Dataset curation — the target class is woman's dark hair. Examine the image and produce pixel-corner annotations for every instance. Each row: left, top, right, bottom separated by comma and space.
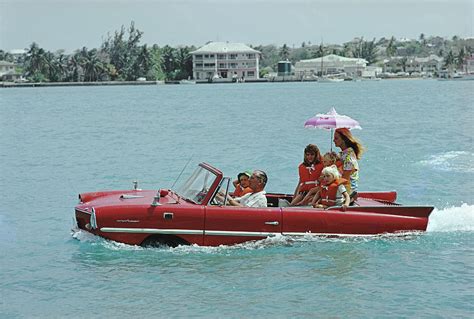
303, 144, 322, 166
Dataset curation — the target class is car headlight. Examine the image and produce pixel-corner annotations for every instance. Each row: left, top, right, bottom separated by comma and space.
90, 207, 97, 230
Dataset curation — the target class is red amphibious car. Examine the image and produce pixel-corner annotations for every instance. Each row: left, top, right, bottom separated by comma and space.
74, 163, 434, 247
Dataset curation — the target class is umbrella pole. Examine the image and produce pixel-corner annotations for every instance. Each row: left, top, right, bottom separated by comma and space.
330, 129, 333, 152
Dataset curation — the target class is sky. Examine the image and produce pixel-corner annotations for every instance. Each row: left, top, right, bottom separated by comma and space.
1, 0, 473, 53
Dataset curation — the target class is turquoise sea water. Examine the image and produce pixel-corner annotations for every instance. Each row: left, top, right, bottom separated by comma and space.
1, 80, 473, 318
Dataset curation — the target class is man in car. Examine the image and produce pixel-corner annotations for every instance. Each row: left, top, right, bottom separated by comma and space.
217, 170, 268, 208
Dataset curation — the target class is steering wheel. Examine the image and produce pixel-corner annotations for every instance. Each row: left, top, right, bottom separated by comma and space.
211, 191, 225, 206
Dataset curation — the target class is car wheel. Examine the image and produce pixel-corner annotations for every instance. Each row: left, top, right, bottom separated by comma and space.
141, 235, 189, 248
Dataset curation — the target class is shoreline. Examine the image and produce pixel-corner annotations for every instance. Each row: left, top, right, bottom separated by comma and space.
0, 77, 430, 88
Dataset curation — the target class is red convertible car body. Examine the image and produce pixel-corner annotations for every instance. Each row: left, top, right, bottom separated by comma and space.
74, 163, 434, 247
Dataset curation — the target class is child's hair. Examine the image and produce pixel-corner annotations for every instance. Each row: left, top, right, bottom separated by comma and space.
303, 144, 322, 166
323, 151, 338, 165
321, 165, 341, 181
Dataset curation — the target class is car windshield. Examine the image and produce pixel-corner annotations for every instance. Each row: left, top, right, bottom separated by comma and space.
175, 165, 218, 204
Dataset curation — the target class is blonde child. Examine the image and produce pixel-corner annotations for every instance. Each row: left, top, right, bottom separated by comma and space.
311, 165, 350, 210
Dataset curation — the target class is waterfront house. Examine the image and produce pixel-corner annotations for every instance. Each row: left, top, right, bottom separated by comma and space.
0, 61, 16, 76
0, 60, 19, 81
294, 54, 367, 79
464, 53, 474, 73
383, 55, 443, 75
190, 42, 261, 82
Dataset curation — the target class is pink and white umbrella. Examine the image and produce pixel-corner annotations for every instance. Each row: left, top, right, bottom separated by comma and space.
304, 107, 361, 150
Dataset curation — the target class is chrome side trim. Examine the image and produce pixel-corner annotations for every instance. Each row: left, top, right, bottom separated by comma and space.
99, 227, 278, 237
100, 227, 203, 235
282, 232, 392, 237
204, 230, 278, 237
99, 228, 404, 238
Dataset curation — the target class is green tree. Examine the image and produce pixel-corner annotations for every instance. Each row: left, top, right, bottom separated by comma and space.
280, 44, 290, 60
55, 53, 69, 81
400, 57, 408, 72
419, 33, 426, 46
101, 21, 144, 80
444, 50, 455, 71
0, 50, 14, 62
148, 44, 165, 80
174, 46, 193, 79
161, 45, 176, 80
43, 51, 59, 81
456, 47, 467, 70
342, 43, 352, 57
312, 43, 324, 58
386, 36, 396, 57
66, 53, 82, 82
253, 44, 279, 70
80, 48, 105, 81
25, 42, 47, 80
130, 45, 152, 80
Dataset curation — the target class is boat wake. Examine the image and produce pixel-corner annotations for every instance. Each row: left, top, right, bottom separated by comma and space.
418, 151, 474, 173
427, 203, 474, 232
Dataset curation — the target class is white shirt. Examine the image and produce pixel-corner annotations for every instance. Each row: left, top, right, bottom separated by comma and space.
235, 191, 267, 208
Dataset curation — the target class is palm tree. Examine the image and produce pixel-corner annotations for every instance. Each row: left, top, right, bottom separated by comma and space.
400, 57, 408, 72
444, 50, 455, 72
56, 54, 69, 81
81, 49, 104, 82
43, 51, 59, 81
161, 45, 176, 80
361, 38, 377, 65
419, 33, 426, 46
148, 44, 164, 80
317, 43, 324, 58
127, 45, 151, 80
342, 43, 352, 57
386, 36, 396, 57
456, 47, 467, 70
25, 42, 47, 79
175, 46, 193, 79
280, 44, 290, 60
67, 53, 82, 82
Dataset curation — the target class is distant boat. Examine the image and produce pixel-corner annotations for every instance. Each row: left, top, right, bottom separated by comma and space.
451, 73, 474, 81
318, 76, 344, 83
438, 71, 474, 81
179, 79, 196, 84
360, 77, 381, 81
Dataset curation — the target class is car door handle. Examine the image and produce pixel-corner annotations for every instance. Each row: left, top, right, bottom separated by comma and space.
163, 212, 173, 220
265, 221, 279, 226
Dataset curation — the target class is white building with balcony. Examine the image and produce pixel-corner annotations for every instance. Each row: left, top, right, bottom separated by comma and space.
383, 55, 443, 75
0, 61, 16, 77
191, 42, 261, 81
464, 53, 474, 74
294, 54, 367, 79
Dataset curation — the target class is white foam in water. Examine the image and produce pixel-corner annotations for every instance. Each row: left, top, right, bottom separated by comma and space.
71, 228, 101, 242
427, 203, 474, 232
419, 151, 474, 173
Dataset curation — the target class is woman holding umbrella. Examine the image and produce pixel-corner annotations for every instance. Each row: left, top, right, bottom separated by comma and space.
333, 128, 365, 196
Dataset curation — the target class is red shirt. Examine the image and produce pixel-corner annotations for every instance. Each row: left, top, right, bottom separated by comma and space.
234, 184, 253, 197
